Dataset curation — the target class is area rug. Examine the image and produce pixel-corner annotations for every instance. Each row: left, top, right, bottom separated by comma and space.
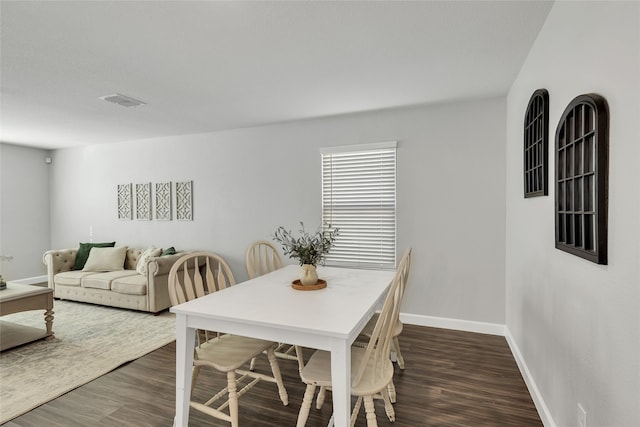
0, 300, 175, 424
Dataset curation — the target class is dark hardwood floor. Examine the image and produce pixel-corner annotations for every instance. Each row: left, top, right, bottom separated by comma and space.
5, 325, 542, 427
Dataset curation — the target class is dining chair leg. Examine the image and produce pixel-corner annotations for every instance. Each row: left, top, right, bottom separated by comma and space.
393, 336, 405, 369
387, 379, 397, 403
351, 396, 363, 426
363, 395, 379, 427
227, 370, 239, 427
266, 347, 289, 405
381, 387, 396, 422
297, 384, 316, 427
316, 386, 327, 409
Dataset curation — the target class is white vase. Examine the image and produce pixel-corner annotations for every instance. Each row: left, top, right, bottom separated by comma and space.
300, 264, 318, 286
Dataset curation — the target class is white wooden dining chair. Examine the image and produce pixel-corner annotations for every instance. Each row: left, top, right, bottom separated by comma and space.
245, 240, 299, 364
293, 252, 408, 427
358, 248, 412, 368
245, 240, 284, 280
353, 248, 412, 403
168, 251, 289, 427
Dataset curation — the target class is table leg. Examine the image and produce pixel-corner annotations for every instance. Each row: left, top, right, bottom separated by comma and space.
330, 338, 351, 427
175, 314, 196, 427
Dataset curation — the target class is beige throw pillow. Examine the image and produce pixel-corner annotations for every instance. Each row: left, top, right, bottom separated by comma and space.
82, 246, 128, 272
136, 246, 162, 276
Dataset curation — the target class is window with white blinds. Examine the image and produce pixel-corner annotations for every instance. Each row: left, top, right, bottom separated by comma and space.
321, 141, 397, 269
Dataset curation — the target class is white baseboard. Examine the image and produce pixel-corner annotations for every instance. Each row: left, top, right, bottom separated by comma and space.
505, 327, 556, 427
11, 275, 48, 285
400, 312, 506, 336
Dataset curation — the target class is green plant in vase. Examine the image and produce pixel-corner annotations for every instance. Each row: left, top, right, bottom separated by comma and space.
273, 222, 339, 285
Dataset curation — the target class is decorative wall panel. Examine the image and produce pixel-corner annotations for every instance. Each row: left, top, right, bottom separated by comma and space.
176, 181, 193, 221
136, 183, 152, 220
155, 182, 172, 220
117, 183, 132, 220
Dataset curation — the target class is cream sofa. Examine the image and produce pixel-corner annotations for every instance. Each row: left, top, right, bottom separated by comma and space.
43, 247, 185, 313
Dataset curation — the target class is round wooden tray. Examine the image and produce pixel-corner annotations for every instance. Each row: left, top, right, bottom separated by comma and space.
292, 279, 327, 291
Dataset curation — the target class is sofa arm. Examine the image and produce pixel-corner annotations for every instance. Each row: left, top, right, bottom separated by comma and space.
43, 249, 77, 290
146, 252, 190, 312
146, 252, 186, 277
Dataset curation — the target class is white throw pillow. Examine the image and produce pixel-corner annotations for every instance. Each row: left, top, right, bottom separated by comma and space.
136, 246, 162, 276
82, 246, 128, 272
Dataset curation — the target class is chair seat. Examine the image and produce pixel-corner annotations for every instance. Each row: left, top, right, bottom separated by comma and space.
300, 347, 394, 396
195, 334, 275, 372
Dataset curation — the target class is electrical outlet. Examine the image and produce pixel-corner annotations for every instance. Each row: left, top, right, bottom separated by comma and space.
578, 403, 587, 427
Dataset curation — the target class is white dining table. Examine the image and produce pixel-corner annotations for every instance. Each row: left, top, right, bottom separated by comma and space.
170, 264, 395, 427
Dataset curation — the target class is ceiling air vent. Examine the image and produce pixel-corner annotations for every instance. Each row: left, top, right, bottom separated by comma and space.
99, 93, 146, 108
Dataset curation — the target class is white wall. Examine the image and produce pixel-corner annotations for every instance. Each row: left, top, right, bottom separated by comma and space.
0, 143, 51, 281
505, 2, 640, 426
50, 98, 506, 324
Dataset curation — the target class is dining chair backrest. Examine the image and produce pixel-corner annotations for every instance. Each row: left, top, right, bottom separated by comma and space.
245, 240, 284, 279
397, 247, 412, 303
168, 251, 236, 306
352, 248, 411, 388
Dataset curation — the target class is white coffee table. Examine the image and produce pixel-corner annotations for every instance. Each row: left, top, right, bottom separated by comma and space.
0, 282, 54, 351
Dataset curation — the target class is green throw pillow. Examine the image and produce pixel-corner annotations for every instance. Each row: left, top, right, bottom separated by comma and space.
73, 242, 116, 270
161, 246, 176, 256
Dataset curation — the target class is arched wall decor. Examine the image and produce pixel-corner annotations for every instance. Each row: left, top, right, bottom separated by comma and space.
555, 93, 609, 265
524, 89, 549, 198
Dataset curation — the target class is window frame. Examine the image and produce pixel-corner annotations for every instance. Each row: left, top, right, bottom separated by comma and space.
320, 141, 397, 270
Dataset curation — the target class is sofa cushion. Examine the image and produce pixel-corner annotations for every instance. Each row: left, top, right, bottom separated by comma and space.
111, 274, 148, 296
124, 248, 144, 270
161, 246, 177, 256
82, 246, 128, 272
82, 270, 139, 290
136, 247, 162, 276
54, 271, 101, 287
73, 242, 116, 270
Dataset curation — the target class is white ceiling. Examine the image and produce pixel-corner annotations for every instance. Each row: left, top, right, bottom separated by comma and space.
0, 1, 553, 150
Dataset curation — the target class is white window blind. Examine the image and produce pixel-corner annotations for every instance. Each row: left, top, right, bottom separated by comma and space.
321, 142, 397, 269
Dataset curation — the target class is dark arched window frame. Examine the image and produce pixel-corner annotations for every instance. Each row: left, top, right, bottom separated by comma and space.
555, 94, 609, 265
524, 89, 549, 198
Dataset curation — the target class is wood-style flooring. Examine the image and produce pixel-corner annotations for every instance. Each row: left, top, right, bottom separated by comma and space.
5, 325, 542, 427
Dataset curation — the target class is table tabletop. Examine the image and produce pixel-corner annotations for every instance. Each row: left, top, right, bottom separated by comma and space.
171, 264, 395, 427
0, 282, 53, 303
171, 265, 394, 343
